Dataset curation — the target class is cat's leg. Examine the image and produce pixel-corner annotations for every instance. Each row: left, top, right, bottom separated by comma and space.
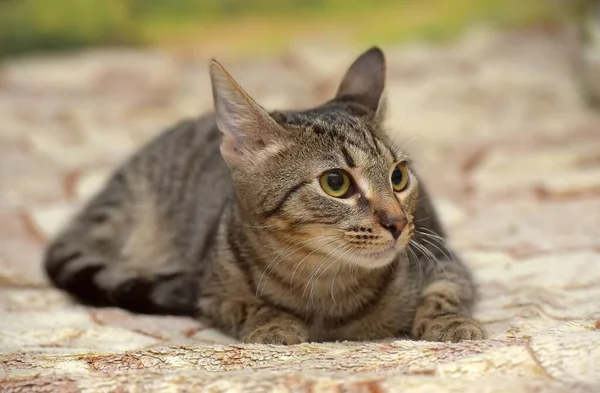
410, 238, 485, 342
412, 279, 484, 342
200, 293, 309, 345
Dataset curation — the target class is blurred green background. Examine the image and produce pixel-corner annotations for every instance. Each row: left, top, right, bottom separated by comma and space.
0, 0, 565, 59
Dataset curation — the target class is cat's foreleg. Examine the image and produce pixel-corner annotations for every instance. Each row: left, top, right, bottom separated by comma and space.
201, 293, 309, 345
410, 240, 485, 342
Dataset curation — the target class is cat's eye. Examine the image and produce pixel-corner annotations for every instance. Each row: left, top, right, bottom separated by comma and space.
391, 163, 409, 192
320, 170, 353, 198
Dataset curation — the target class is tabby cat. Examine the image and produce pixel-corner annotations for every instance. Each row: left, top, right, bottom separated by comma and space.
44, 47, 485, 344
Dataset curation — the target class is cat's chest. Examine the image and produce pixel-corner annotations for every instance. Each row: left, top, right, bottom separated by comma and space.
305, 276, 419, 341
254, 259, 418, 341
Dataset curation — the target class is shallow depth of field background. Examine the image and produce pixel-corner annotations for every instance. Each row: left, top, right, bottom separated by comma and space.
0, 0, 566, 59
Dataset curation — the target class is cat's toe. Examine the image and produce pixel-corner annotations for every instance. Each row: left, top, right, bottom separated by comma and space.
416, 315, 485, 343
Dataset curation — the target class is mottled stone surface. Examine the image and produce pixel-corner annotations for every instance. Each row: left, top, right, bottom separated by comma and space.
0, 27, 599, 392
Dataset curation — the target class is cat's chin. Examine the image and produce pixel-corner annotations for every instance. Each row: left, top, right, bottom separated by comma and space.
350, 247, 399, 269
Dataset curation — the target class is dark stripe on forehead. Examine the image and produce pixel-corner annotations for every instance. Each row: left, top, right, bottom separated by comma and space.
341, 145, 356, 168
342, 137, 374, 155
263, 181, 309, 218
275, 107, 386, 158
364, 125, 382, 155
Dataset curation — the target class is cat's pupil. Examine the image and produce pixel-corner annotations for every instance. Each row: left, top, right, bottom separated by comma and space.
327, 173, 344, 191
391, 167, 402, 185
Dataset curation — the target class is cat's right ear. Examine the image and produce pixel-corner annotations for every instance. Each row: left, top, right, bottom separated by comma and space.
209, 59, 283, 165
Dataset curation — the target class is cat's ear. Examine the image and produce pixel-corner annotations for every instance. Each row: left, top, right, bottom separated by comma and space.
209, 59, 283, 163
335, 47, 386, 114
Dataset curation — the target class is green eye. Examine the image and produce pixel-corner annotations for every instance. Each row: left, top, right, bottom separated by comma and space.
320, 170, 352, 198
391, 163, 409, 192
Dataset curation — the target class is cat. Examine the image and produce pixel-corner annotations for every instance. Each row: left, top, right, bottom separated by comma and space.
44, 47, 485, 344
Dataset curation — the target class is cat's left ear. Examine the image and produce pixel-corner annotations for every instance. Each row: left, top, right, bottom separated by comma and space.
209, 59, 284, 164
335, 46, 386, 115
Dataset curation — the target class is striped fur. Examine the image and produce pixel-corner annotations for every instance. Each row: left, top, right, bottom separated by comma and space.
44, 47, 484, 344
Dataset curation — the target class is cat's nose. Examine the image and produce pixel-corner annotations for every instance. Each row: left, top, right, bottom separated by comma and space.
379, 216, 407, 240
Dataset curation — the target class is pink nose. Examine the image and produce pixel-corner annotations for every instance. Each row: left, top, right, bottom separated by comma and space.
379, 216, 406, 240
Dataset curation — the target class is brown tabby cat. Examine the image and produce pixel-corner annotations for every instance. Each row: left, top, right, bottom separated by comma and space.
44, 47, 485, 344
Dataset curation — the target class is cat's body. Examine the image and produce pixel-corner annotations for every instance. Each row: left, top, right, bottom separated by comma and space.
44, 48, 484, 344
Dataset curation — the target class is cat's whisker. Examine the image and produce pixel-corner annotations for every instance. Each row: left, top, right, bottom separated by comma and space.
311, 244, 354, 306
416, 239, 454, 281
415, 230, 454, 263
413, 215, 431, 223
302, 243, 345, 304
399, 134, 419, 150
257, 235, 340, 297
258, 234, 340, 296
409, 239, 435, 276
331, 243, 364, 304
267, 234, 337, 267
410, 239, 450, 281
330, 256, 345, 305
302, 245, 347, 310
330, 247, 353, 304
289, 237, 341, 290
415, 229, 447, 246
416, 227, 445, 241
405, 246, 423, 290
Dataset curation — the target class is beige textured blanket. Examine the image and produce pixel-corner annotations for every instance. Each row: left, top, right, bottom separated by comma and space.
1, 28, 599, 392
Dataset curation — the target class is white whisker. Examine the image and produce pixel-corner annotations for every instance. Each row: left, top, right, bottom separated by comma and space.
302, 244, 344, 298
289, 237, 340, 290
257, 234, 339, 297
416, 230, 454, 263
410, 238, 449, 281
330, 243, 363, 304
311, 245, 354, 305
406, 245, 422, 290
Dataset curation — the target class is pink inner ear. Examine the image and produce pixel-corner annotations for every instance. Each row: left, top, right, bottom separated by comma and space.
220, 133, 239, 154
219, 133, 247, 166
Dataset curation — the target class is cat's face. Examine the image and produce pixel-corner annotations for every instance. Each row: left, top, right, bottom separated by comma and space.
210, 47, 418, 268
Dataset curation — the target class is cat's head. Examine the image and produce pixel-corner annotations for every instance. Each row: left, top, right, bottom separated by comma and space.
209, 47, 419, 268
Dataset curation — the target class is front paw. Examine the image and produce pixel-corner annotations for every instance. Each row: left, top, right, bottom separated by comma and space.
242, 320, 309, 345
414, 314, 485, 343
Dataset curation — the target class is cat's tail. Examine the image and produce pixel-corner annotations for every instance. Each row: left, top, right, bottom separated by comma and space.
44, 234, 199, 316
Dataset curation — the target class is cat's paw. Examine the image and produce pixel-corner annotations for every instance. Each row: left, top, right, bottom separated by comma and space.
414, 314, 485, 343
243, 320, 309, 345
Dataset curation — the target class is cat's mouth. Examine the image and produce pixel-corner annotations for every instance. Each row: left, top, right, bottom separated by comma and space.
344, 232, 412, 267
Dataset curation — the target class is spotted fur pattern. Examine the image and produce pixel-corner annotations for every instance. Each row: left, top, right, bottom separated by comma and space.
44, 47, 484, 344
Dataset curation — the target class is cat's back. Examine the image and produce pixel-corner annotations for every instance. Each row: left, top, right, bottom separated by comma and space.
44, 113, 232, 311
124, 113, 233, 258
132, 113, 230, 201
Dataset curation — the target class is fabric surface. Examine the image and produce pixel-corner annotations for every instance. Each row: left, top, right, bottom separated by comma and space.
1, 27, 599, 392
